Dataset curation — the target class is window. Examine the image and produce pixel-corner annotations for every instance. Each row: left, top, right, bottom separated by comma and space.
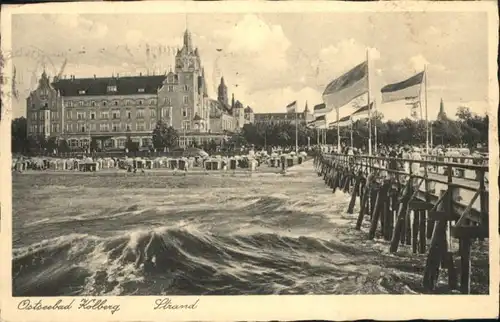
168, 76, 174, 83
31, 114, 36, 121
127, 111, 131, 119
100, 124, 109, 131
137, 122, 145, 131
150, 109, 156, 118
164, 97, 171, 105
125, 100, 131, 106
114, 101, 118, 106
77, 112, 85, 120
31, 103, 35, 109
101, 111, 109, 119
138, 88, 145, 93
126, 124, 131, 131
182, 109, 187, 117
78, 101, 84, 107
107, 85, 117, 92
103, 101, 107, 106
182, 120, 190, 130
81, 125, 86, 133
136, 109, 144, 118
167, 85, 174, 92
149, 99, 156, 105
184, 85, 189, 91
90, 124, 96, 131
112, 111, 120, 119
78, 90, 86, 95
151, 122, 157, 130
183, 96, 189, 105
139, 100, 143, 105
117, 138, 126, 148
112, 124, 119, 132
91, 101, 96, 107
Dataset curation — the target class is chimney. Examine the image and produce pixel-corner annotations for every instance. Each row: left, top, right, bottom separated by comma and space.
139, 72, 142, 77
94, 74, 96, 79
117, 73, 119, 78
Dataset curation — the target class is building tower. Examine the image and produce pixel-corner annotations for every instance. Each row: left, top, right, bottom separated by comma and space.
437, 98, 447, 121
217, 77, 228, 105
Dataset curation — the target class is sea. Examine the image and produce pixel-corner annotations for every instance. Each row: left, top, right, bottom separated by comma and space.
11, 161, 489, 296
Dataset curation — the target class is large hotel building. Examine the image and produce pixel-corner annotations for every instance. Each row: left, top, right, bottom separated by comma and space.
26, 29, 254, 150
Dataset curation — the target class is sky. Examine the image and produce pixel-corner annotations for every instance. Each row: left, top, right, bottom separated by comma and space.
9, 11, 491, 121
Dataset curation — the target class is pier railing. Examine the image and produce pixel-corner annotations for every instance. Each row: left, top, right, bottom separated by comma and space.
315, 152, 489, 294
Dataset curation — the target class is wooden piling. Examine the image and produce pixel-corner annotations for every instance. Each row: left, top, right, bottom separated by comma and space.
368, 181, 391, 240
459, 238, 472, 294
422, 190, 449, 291
355, 176, 372, 230
419, 210, 427, 254
389, 180, 412, 253
347, 174, 361, 214
412, 210, 419, 254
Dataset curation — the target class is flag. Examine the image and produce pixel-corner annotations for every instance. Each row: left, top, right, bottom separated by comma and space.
308, 115, 326, 128
381, 71, 424, 103
350, 102, 374, 121
322, 61, 368, 111
329, 115, 352, 128
286, 101, 297, 113
313, 103, 332, 116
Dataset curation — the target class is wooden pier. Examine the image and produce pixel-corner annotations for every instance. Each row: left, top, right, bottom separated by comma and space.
314, 152, 489, 294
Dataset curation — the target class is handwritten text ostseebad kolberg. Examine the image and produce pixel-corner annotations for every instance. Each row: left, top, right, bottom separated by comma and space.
18, 299, 121, 315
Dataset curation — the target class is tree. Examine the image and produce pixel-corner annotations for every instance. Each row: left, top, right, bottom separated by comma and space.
46, 137, 58, 152
209, 139, 217, 152
90, 138, 99, 152
58, 139, 70, 153
152, 120, 179, 150
11, 117, 28, 153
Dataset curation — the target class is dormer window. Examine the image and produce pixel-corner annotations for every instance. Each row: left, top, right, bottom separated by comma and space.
107, 85, 117, 92
138, 88, 145, 93
139, 100, 143, 105
168, 76, 174, 83
78, 90, 86, 95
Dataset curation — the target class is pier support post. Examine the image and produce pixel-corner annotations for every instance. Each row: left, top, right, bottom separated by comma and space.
458, 238, 472, 294
368, 180, 391, 240
355, 175, 373, 230
422, 190, 450, 292
389, 180, 412, 253
347, 173, 361, 214
419, 210, 427, 254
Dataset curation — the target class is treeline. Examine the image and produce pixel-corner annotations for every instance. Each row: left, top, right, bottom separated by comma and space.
229, 106, 489, 149
11, 106, 489, 154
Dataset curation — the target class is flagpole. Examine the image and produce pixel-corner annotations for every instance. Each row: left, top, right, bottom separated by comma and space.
424, 64, 429, 154
336, 108, 340, 153
295, 105, 298, 153
366, 49, 372, 156
350, 117, 353, 149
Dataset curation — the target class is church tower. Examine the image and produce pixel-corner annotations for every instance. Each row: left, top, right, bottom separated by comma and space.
437, 98, 447, 121
217, 77, 228, 106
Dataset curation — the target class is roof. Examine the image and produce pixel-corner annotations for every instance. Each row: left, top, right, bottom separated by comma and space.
244, 106, 253, 113
52, 75, 166, 97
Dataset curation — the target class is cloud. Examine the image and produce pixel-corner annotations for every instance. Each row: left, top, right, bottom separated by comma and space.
316, 39, 380, 87
249, 86, 323, 113
215, 14, 291, 71
54, 14, 108, 39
